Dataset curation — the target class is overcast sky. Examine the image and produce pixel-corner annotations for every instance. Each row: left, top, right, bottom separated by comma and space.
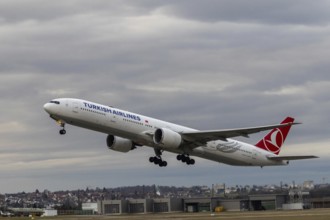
0, 0, 330, 193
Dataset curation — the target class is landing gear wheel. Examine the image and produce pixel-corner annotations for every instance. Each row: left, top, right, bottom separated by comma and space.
154, 157, 161, 165
59, 129, 66, 135
186, 158, 195, 165
159, 161, 167, 167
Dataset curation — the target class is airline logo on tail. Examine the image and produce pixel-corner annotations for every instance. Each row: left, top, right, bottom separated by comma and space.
255, 117, 295, 155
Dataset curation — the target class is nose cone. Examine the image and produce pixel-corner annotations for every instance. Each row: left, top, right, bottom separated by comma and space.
43, 103, 52, 114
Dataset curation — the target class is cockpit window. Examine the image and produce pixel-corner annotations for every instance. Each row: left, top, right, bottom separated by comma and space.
50, 101, 60, 105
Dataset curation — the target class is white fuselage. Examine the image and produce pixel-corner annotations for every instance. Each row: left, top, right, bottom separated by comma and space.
44, 98, 287, 167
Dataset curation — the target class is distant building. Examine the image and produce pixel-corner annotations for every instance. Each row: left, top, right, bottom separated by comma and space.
98, 198, 183, 214
42, 209, 57, 217
82, 203, 98, 214
213, 184, 225, 196
303, 181, 315, 190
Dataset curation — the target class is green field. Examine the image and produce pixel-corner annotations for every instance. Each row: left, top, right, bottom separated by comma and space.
7, 209, 330, 220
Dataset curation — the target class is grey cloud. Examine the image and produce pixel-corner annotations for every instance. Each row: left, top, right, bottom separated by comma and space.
164, 0, 330, 25
0, 0, 150, 22
0, 0, 328, 192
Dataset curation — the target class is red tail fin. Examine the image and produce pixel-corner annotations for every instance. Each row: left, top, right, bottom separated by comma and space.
255, 117, 295, 155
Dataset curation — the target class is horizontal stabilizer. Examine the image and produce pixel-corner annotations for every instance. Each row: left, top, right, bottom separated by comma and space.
267, 155, 318, 161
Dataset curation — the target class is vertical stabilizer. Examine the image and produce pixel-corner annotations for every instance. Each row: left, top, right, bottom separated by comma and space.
255, 117, 295, 155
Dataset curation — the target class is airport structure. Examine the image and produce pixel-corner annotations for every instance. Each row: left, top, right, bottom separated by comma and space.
2, 182, 330, 216
3, 193, 327, 217
98, 198, 183, 214
97, 192, 312, 214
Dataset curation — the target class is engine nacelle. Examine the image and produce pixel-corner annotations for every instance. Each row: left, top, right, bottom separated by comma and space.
107, 135, 135, 153
153, 128, 182, 149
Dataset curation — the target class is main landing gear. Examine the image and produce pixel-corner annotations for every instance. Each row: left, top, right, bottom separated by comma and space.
149, 149, 167, 167
149, 156, 167, 167
177, 154, 195, 165
149, 151, 196, 167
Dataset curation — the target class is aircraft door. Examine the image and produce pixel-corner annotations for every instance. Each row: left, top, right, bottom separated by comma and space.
107, 112, 117, 124
72, 102, 79, 113
252, 149, 258, 160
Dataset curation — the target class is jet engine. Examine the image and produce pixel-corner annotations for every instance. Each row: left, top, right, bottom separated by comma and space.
153, 128, 182, 148
107, 135, 135, 153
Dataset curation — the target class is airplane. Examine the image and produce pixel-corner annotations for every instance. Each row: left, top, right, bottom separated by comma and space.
43, 98, 318, 167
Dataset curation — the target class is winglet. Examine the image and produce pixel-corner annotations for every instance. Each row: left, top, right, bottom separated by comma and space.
255, 117, 296, 155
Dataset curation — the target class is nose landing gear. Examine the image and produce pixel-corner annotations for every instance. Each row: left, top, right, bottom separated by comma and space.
58, 121, 66, 135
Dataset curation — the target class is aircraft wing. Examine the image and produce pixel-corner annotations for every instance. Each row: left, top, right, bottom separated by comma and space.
181, 122, 299, 145
267, 155, 319, 161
